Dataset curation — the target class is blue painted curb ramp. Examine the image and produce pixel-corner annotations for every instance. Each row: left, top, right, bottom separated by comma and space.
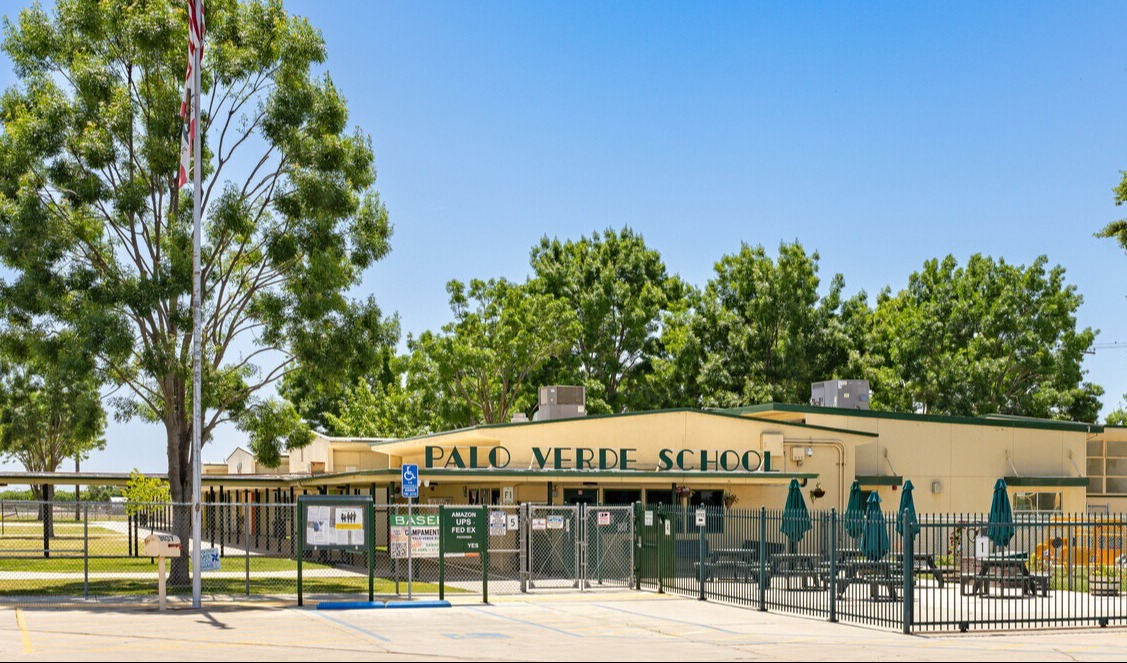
385, 600, 452, 609
316, 601, 385, 610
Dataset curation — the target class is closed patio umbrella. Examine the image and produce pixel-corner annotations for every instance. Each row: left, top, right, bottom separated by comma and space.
780, 478, 812, 547
986, 478, 1015, 549
843, 480, 864, 540
860, 492, 890, 561
895, 480, 919, 539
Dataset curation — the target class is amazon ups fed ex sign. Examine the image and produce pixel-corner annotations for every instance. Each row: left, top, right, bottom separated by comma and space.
443, 508, 485, 555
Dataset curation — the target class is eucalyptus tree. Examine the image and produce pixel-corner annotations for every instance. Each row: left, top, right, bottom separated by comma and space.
0, 0, 393, 568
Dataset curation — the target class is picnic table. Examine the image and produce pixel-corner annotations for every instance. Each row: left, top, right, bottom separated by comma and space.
771, 553, 824, 590
959, 551, 1048, 597
701, 547, 761, 582
889, 552, 947, 588
833, 559, 901, 600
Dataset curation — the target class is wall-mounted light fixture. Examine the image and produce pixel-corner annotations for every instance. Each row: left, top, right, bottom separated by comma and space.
931, 480, 942, 494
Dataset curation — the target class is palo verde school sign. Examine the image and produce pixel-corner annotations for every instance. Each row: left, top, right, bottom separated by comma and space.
424, 446, 777, 473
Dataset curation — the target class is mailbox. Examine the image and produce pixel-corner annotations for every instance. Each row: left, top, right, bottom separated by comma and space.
143, 533, 182, 558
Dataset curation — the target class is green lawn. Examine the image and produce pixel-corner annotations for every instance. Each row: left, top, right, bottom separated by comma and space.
0, 576, 451, 597
0, 554, 329, 573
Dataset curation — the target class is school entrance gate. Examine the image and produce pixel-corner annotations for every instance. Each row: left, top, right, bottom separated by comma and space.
522, 504, 634, 591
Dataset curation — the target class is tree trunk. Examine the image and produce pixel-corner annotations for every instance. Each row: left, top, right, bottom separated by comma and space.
40, 484, 54, 558
165, 382, 194, 587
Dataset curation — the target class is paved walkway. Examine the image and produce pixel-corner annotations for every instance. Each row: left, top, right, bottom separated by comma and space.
3, 590, 1127, 661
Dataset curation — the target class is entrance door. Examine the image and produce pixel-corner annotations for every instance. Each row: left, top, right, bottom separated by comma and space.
602, 489, 641, 504
562, 488, 597, 505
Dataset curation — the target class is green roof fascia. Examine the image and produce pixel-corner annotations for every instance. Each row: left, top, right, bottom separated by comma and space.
1003, 476, 1090, 487
370, 407, 876, 448
295, 469, 401, 486
415, 468, 817, 481
721, 403, 1104, 434
855, 475, 903, 487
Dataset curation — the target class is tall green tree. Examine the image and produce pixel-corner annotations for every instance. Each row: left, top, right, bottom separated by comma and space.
0, 0, 391, 571
408, 278, 579, 428
0, 331, 106, 544
322, 373, 429, 439
676, 241, 854, 407
529, 227, 686, 413
856, 254, 1101, 420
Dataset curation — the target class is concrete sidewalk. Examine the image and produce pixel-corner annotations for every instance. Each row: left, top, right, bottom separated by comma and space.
3, 590, 1127, 661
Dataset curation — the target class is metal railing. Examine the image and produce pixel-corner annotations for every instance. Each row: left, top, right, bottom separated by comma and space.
634, 504, 1127, 632
9, 497, 1126, 633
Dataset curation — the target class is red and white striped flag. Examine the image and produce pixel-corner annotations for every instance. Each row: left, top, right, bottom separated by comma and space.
177, 0, 205, 188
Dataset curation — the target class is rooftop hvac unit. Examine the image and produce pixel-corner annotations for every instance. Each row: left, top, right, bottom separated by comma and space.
540, 385, 585, 406
533, 386, 587, 421
810, 380, 870, 410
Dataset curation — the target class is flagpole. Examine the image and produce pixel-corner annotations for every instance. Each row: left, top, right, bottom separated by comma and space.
190, 0, 204, 610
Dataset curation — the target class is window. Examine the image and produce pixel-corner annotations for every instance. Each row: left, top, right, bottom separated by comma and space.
1013, 491, 1061, 512
1088, 439, 1127, 496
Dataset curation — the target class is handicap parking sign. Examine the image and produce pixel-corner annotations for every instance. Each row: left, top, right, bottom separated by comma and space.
401, 464, 419, 498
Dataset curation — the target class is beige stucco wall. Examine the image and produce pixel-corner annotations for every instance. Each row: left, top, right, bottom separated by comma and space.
333, 449, 389, 471
807, 412, 1089, 514
289, 436, 333, 473
226, 448, 255, 474
381, 411, 873, 511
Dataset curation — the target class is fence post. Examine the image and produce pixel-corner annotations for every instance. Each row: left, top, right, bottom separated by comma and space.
698, 507, 706, 601
519, 502, 528, 593
829, 509, 837, 623
439, 504, 446, 601
219, 502, 225, 557
576, 504, 584, 592
481, 504, 489, 604
631, 500, 640, 586
902, 508, 913, 635
296, 500, 304, 607
244, 502, 251, 598
393, 504, 400, 596
83, 502, 90, 600
758, 506, 767, 611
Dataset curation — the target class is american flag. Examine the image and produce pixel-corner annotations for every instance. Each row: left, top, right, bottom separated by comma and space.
177, 0, 205, 189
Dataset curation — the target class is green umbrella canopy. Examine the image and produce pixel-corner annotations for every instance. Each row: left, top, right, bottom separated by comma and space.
860, 492, 890, 561
895, 480, 920, 538
780, 478, 812, 545
843, 480, 864, 540
986, 478, 1015, 549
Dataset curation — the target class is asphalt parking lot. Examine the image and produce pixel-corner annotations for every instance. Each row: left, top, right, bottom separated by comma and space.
3, 590, 1127, 661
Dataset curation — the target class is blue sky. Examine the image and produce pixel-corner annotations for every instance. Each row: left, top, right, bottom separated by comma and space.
3, 1, 1127, 475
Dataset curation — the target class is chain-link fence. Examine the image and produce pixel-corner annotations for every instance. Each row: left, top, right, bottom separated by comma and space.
0, 500, 555, 607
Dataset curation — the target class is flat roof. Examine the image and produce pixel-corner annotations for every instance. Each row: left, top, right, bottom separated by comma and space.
360, 407, 877, 456
720, 403, 1104, 434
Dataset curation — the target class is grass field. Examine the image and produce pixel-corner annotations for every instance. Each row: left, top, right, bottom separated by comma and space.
0, 554, 322, 573
0, 576, 448, 597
